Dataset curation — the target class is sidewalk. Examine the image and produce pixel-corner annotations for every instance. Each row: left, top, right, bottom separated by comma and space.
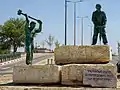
0, 56, 25, 66
0, 53, 53, 66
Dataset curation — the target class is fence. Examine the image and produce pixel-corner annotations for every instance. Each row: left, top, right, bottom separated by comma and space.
0, 53, 21, 63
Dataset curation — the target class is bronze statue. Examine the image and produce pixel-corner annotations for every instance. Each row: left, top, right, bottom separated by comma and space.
17, 10, 42, 65
92, 4, 108, 45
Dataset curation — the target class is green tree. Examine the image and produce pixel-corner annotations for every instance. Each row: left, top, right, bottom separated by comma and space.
54, 39, 60, 48
0, 18, 25, 53
45, 34, 54, 49
0, 25, 11, 54
0, 43, 10, 54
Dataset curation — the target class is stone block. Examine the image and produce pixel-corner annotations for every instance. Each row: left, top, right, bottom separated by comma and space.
13, 65, 60, 84
54, 45, 112, 65
61, 64, 117, 88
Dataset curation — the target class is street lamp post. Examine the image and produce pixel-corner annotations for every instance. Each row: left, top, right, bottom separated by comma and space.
66, 0, 83, 46
81, 17, 83, 45
77, 16, 88, 45
88, 25, 93, 44
74, 2, 76, 46
65, 0, 67, 45
90, 25, 93, 44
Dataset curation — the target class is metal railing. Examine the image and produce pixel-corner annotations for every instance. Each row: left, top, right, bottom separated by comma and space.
0, 53, 21, 63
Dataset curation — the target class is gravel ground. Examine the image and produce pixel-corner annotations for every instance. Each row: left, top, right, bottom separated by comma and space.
0, 74, 12, 84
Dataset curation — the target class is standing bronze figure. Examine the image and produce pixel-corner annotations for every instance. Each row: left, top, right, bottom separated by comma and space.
17, 10, 42, 65
92, 4, 108, 45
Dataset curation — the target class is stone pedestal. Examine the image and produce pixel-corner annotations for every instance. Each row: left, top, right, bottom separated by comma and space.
61, 64, 117, 88
54, 45, 112, 65
13, 65, 60, 84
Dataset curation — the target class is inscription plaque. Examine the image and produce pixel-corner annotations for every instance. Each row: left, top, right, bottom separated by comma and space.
83, 68, 117, 88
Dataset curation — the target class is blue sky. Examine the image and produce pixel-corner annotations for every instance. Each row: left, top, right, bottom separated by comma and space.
0, 0, 120, 53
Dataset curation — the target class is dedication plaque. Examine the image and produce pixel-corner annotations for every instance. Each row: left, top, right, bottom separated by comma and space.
83, 68, 117, 88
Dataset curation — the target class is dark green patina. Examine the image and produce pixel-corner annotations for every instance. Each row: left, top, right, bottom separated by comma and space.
17, 10, 42, 65
92, 4, 108, 45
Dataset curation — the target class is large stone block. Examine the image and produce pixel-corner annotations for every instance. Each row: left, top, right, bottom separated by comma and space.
13, 65, 60, 84
61, 64, 117, 88
54, 45, 112, 65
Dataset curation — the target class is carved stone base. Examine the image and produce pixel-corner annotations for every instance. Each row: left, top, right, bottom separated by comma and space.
61, 64, 117, 88
13, 65, 60, 84
54, 45, 112, 65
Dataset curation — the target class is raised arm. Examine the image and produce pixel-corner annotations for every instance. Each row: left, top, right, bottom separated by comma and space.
34, 20, 42, 33
22, 14, 29, 27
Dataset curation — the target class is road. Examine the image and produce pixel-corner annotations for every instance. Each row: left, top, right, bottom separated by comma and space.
0, 53, 54, 75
